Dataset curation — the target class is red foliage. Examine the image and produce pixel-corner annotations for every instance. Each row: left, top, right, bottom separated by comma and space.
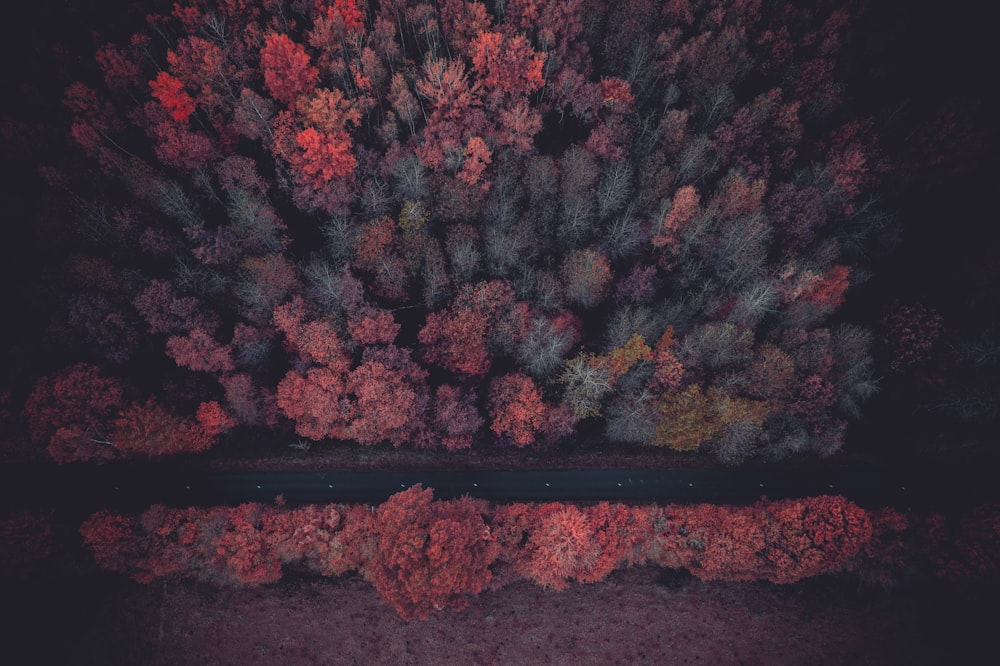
328, 0, 365, 34
86, 491, 1000, 623
221, 372, 279, 428
469, 31, 545, 107
500, 502, 653, 590
488, 372, 546, 447
344, 351, 429, 446
110, 398, 216, 457
82, 504, 281, 586
262, 504, 359, 576
652, 185, 700, 262
195, 401, 235, 437
96, 40, 144, 90
165, 328, 235, 374
133, 280, 220, 336
24, 364, 126, 463
420, 307, 491, 376
802, 265, 851, 312
419, 280, 520, 376
347, 307, 400, 345
599, 77, 635, 109
364, 485, 499, 620
439, 0, 493, 56
646, 496, 873, 584
149, 72, 196, 123
768, 182, 827, 249
414, 58, 488, 170
260, 33, 319, 105
145, 103, 217, 170
432, 384, 483, 451
276, 366, 349, 441
293, 126, 357, 182
604, 334, 653, 381
497, 100, 543, 153
651, 327, 685, 391
457, 136, 492, 188
240, 253, 302, 321
790, 374, 836, 416
711, 172, 766, 221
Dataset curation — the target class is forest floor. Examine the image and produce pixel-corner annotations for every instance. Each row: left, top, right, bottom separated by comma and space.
10, 565, 995, 665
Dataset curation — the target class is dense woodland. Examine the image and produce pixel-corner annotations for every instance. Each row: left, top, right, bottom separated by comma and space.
6, 0, 904, 464
1, 0, 998, 626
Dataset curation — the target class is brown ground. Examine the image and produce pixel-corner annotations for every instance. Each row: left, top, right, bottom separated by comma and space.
14, 565, 992, 666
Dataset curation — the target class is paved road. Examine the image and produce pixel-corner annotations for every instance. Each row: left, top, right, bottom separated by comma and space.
2, 463, 996, 512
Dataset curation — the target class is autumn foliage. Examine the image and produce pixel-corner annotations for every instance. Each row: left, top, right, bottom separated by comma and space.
32, 0, 894, 463
82, 488, 998, 621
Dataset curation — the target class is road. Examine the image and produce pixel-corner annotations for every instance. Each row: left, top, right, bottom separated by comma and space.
2, 462, 997, 512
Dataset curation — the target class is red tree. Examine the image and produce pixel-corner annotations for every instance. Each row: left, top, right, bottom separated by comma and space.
260, 33, 319, 105
343, 347, 429, 446
499, 502, 652, 590
23, 364, 126, 463
418, 280, 519, 377
165, 328, 235, 374
110, 398, 217, 457
149, 72, 196, 123
364, 485, 499, 620
488, 372, 547, 447
432, 384, 483, 451
652, 185, 700, 260
276, 366, 349, 441
469, 31, 545, 108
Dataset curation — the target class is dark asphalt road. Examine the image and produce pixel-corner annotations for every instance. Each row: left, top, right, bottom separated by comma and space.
2, 463, 997, 512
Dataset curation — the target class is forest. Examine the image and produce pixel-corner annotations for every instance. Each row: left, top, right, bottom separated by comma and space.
1, 0, 998, 637
14, 0, 892, 463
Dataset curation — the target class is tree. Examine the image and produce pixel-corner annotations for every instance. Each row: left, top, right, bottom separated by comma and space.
260, 33, 319, 105
456, 136, 492, 188
347, 307, 400, 345
272, 95, 359, 213
418, 280, 518, 377
165, 328, 235, 374
469, 31, 545, 108
133, 280, 220, 336
110, 398, 217, 457
23, 364, 125, 463
560, 248, 612, 308
488, 372, 547, 447
418, 303, 492, 376
276, 365, 349, 441
343, 347, 430, 447
558, 354, 613, 419
432, 384, 483, 451
878, 302, 944, 374
365, 485, 499, 620
149, 72, 196, 123
652, 185, 700, 263
272, 296, 351, 371
651, 384, 768, 452
492, 500, 653, 590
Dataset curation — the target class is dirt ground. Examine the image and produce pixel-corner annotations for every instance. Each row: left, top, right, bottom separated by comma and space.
9, 565, 994, 666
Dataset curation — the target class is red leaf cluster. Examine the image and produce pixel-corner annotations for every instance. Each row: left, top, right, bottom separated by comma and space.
149, 72, 195, 123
